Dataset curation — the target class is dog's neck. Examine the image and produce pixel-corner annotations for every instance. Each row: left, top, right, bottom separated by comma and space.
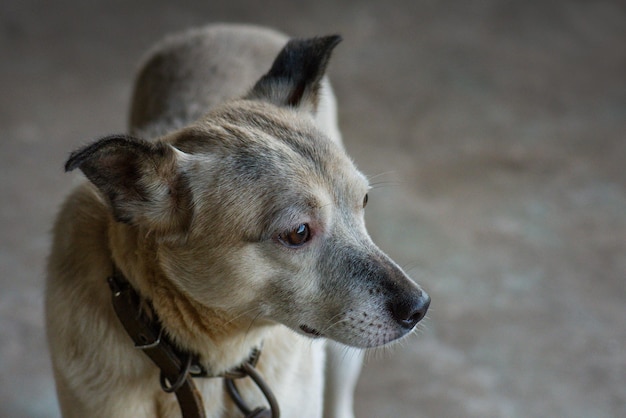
107, 221, 269, 374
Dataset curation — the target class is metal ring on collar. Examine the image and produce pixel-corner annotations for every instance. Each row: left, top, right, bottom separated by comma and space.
160, 353, 193, 393
224, 361, 280, 418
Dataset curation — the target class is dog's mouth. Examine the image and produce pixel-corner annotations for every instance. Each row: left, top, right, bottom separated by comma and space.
299, 324, 323, 338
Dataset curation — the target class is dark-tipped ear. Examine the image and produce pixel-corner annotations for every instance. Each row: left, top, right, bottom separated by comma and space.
247, 35, 342, 112
65, 135, 192, 233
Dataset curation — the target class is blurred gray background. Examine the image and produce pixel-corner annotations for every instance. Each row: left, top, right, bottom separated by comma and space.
1, 0, 625, 417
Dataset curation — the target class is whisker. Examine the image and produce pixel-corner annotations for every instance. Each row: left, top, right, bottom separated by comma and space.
223, 306, 261, 326
319, 311, 350, 333
368, 181, 403, 190
243, 311, 263, 343
401, 261, 423, 272
366, 171, 397, 182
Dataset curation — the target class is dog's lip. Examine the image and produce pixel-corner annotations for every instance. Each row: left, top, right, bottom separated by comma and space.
299, 324, 323, 338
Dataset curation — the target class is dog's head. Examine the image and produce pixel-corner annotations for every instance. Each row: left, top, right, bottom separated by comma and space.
66, 35, 429, 348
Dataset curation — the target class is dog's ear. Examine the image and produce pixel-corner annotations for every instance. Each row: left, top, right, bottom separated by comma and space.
247, 35, 341, 113
65, 135, 192, 234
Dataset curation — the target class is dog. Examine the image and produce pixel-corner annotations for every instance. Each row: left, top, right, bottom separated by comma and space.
46, 24, 430, 418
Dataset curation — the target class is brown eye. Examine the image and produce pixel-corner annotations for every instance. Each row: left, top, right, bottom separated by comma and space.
279, 223, 311, 247
363, 193, 369, 208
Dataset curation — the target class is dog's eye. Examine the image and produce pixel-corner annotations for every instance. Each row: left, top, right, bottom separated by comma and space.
363, 193, 369, 208
279, 223, 311, 247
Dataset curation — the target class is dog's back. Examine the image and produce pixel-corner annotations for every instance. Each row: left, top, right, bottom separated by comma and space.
129, 24, 341, 144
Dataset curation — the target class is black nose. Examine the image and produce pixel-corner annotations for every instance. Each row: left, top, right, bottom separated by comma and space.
390, 292, 431, 329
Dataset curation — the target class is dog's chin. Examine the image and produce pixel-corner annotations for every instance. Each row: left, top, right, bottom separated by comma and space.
322, 326, 414, 349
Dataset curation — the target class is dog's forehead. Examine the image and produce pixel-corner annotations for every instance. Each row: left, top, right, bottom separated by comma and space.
174, 100, 368, 197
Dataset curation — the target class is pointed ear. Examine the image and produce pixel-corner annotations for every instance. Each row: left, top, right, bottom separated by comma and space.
65, 135, 192, 234
247, 35, 341, 112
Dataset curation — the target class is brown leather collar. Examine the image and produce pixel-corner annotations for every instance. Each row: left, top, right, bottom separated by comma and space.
106, 268, 280, 418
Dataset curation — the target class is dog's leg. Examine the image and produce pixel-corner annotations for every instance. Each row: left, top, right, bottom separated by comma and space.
323, 342, 364, 418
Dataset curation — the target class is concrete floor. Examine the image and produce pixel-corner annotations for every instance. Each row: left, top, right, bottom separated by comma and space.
1, 0, 625, 417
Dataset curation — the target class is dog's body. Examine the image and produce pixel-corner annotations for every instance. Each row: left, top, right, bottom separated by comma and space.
46, 24, 429, 418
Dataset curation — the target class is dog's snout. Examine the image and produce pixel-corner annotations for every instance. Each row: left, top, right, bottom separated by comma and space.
390, 291, 430, 330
